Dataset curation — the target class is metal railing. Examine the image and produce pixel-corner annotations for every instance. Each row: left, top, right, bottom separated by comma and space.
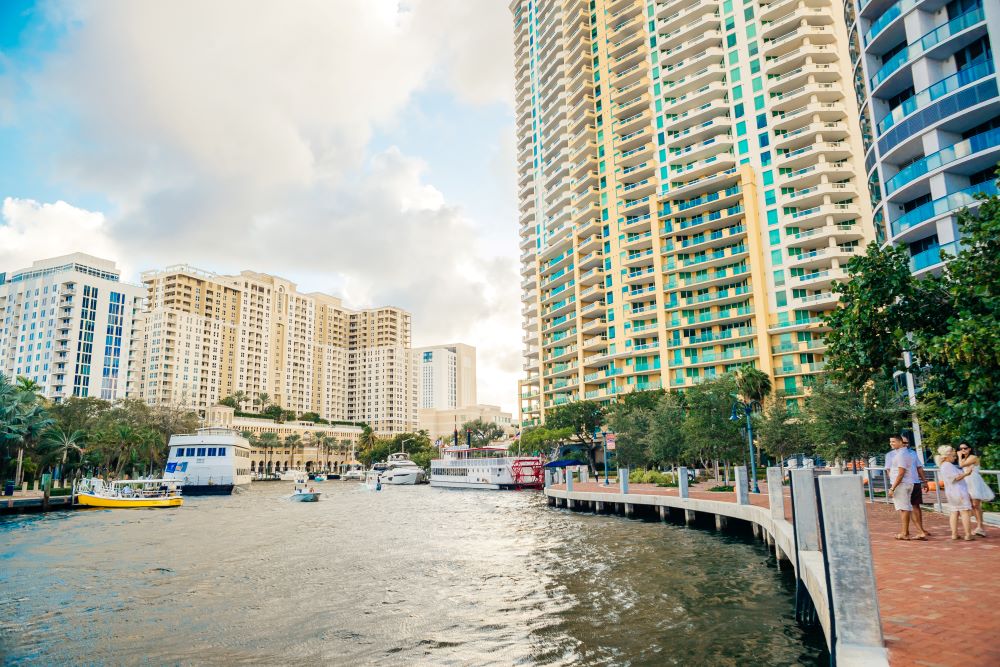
864, 466, 1000, 512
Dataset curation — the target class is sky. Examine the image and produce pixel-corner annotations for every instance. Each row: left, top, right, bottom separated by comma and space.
0, 0, 522, 413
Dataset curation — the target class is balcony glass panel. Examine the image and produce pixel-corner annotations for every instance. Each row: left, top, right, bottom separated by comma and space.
884, 127, 1000, 193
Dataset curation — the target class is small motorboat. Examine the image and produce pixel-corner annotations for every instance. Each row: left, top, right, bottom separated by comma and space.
279, 469, 308, 483
327, 473, 341, 480
74, 478, 183, 509
342, 468, 365, 481
289, 483, 321, 502
361, 470, 382, 492
313, 474, 327, 482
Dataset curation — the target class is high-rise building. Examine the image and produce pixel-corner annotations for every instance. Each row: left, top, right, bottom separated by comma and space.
413, 343, 477, 410
512, 0, 878, 426
129, 265, 416, 434
850, 0, 1000, 271
0, 254, 144, 402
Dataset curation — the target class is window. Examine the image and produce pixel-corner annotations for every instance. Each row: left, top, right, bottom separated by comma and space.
186, 448, 196, 456
218, 448, 226, 457
197, 447, 207, 456
208, 447, 217, 456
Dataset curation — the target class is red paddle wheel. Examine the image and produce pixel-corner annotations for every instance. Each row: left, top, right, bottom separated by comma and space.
511, 458, 543, 489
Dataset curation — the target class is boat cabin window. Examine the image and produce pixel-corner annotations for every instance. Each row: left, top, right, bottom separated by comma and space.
174, 448, 183, 457
185, 448, 196, 456
197, 447, 207, 457
208, 447, 217, 456
218, 447, 226, 456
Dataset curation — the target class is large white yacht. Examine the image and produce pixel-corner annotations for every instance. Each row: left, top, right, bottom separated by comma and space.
377, 452, 426, 485
164, 428, 253, 495
430, 445, 543, 490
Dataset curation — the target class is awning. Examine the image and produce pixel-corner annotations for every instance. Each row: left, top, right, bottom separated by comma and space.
543, 459, 586, 468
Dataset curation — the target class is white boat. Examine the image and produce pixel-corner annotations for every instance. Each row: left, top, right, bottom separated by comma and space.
430, 445, 543, 490
165, 428, 253, 495
74, 478, 183, 508
379, 452, 426, 485
361, 470, 382, 491
289, 482, 321, 502
343, 467, 365, 481
279, 469, 308, 482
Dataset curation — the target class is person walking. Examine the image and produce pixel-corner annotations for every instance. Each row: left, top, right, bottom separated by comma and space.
935, 446, 975, 541
958, 443, 994, 537
887, 434, 920, 540
901, 433, 931, 538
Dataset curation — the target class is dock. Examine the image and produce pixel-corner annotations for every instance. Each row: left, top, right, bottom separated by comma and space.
546, 467, 1000, 667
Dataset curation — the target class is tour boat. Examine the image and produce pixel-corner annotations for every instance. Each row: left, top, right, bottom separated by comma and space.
164, 428, 253, 495
289, 482, 321, 502
74, 478, 183, 508
378, 452, 426, 485
430, 446, 543, 490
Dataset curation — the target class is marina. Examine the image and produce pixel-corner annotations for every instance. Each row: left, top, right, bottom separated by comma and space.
0, 482, 826, 665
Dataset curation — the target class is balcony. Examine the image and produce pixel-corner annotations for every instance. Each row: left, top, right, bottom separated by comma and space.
884, 127, 1000, 195
890, 180, 997, 240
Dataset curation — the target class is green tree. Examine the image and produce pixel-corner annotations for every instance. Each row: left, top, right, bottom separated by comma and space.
461, 418, 506, 446
218, 395, 238, 408
255, 392, 271, 411
39, 427, 87, 480
911, 191, 1000, 464
605, 403, 652, 468
646, 391, 687, 466
284, 434, 303, 468
755, 396, 811, 464
231, 391, 249, 411
258, 432, 280, 473
518, 426, 572, 456
735, 366, 772, 403
805, 377, 908, 465
679, 375, 743, 469
544, 400, 604, 472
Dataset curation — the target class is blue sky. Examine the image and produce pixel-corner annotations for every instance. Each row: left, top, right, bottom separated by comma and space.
0, 0, 522, 410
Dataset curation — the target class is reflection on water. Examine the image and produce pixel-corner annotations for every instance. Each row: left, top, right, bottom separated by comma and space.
0, 483, 825, 665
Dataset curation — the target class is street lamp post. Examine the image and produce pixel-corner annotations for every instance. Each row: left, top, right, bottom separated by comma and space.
401, 438, 414, 454
730, 400, 761, 494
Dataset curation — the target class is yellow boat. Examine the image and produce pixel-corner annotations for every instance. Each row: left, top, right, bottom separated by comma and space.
74, 478, 184, 509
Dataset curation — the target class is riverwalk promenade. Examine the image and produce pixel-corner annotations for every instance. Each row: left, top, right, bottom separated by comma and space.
546, 474, 999, 667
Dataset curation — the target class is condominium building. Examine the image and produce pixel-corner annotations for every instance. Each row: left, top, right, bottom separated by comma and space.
0, 254, 144, 402
413, 343, 477, 410
851, 0, 1000, 271
129, 265, 416, 434
419, 404, 515, 443
512, 0, 878, 426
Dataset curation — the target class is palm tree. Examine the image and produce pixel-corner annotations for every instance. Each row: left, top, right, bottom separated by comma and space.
5, 376, 54, 484
41, 427, 86, 481
736, 367, 772, 404
255, 392, 271, 412
232, 391, 249, 412
111, 424, 138, 477
284, 434, 302, 469
258, 432, 280, 474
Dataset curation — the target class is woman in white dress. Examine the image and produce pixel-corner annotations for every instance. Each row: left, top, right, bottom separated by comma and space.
935, 446, 974, 541
958, 443, 994, 537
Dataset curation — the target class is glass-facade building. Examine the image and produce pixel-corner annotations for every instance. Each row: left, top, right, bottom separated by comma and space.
850, 0, 1000, 272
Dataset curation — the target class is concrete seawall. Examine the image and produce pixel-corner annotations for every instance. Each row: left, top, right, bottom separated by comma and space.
545, 467, 890, 667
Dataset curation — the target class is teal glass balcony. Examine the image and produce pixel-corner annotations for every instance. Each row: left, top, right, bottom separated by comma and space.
910, 239, 961, 272
877, 60, 995, 135
891, 180, 999, 237
869, 7, 986, 90
884, 127, 1000, 194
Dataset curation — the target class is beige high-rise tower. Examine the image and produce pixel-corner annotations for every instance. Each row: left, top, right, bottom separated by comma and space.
513, 0, 876, 427
129, 265, 416, 434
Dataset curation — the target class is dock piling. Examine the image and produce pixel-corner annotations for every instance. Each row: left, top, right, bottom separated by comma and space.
735, 465, 749, 505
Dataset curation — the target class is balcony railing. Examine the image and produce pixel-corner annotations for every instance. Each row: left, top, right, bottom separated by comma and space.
910, 240, 961, 272
891, 180, 997, 237
877, 60, 995, 135
885, 127, 1000, 194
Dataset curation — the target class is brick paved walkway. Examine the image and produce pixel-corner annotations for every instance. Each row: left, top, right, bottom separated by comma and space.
552, 479, 1000, 667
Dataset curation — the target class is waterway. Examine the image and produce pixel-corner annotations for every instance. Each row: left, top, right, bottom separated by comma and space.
0, 483, 826, 665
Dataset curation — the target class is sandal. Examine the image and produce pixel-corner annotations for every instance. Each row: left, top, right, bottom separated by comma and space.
895, 534, 910, 541
912, 534, 928, 541
951, 535, 960, 540
963, 536, 974, 541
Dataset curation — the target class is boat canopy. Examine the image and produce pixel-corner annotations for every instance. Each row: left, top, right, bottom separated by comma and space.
543, 459, 587, 468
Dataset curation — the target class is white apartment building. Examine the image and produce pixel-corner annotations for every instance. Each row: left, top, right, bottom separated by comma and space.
0, 254, 144, 402
413, 343, 477, 410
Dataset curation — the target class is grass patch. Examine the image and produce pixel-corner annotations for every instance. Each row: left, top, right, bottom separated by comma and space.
708, 484, 734, 492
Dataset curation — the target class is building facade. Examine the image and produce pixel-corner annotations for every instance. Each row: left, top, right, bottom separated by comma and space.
129, 265, 416, 435
851, 0, 1000, 272
419, 404, 515, 443
0, 254, 144, 402
413, 343, 477, 410
512, 0, 878, 426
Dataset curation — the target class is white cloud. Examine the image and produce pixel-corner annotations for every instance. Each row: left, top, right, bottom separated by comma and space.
3, 0, 521, 410
0, 197, 123, 273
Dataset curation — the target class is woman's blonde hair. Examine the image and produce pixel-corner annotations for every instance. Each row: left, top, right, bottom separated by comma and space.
934, 445, 956, 466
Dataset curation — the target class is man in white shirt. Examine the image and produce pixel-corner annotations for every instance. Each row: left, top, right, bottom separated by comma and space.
887, 434, 919, 540
901, 433, 930, 538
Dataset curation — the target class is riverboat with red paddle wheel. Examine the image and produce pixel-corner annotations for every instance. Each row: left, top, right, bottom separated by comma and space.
430, 445, 543, 490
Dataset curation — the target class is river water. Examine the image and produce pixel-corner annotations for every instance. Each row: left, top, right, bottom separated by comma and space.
0, 483, 825, 666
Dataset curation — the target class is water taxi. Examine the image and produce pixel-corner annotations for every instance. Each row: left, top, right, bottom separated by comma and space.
74, 478, 184, 508
430, 445, 543, 490
165, 428, 253, 495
